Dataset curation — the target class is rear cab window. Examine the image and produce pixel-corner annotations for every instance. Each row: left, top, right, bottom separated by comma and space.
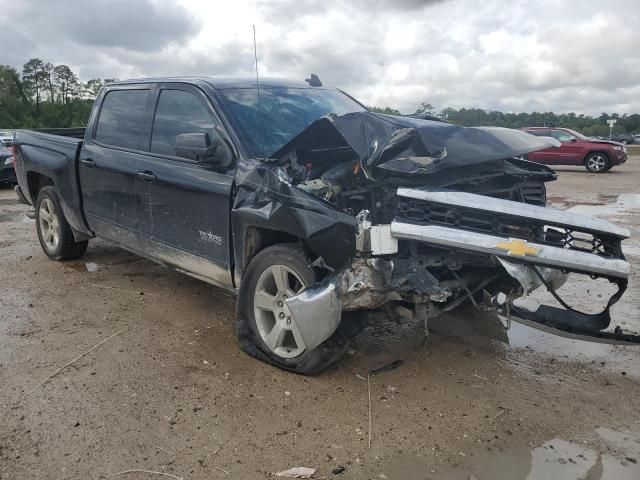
95, 89, 150, 150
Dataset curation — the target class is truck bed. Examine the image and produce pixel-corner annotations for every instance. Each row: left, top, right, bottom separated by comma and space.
13, 129, 90, 239
29, 127, 86, 139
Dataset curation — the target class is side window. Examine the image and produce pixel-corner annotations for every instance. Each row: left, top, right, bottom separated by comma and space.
150, 89, 214, 157
550, 129, 574, 141
95, 89, 150, 150
527, 130, 550, 137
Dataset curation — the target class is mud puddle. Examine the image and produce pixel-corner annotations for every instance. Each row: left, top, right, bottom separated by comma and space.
355, 306, 639, 381
404, 427, 640, 479
566, 193, 640, 218
549, 192, 640, 221
506, 320, 639, 379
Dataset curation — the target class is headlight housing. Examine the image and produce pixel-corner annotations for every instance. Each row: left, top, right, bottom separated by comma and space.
613, 146, 623, 151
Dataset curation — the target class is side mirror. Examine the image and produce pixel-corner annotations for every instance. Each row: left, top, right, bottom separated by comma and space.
569, 137, 577, 142
175, 131, 232, 167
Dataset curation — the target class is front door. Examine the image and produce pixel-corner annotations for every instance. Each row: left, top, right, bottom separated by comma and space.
135, 84, 235, 288
548, 129, 583, 164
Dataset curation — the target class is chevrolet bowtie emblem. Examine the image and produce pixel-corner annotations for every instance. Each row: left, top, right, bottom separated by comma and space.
496, 238, 539, 257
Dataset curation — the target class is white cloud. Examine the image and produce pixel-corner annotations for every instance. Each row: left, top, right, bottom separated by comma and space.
1, 0, 639, 114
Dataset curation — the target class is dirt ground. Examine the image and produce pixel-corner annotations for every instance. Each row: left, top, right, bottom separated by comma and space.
1, 159, 639, 480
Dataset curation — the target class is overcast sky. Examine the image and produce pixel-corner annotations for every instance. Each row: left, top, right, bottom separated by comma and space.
2, 0, 639, 114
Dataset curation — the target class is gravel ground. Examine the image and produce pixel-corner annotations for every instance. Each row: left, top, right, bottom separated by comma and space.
1, 159, 639, 479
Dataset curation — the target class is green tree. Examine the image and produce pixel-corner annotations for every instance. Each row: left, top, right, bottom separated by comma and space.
414, 102, 435, 116
53, 65, 80, 105
369, 106, 401, 115
0, 64, 32, 127
21, 58, 47, 111
82, 78, 104, 99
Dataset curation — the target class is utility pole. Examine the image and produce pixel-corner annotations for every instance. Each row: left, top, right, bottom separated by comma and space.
607, 119, 616, 139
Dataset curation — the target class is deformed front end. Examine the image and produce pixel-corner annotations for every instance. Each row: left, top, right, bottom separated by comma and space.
234, 110, 636, 372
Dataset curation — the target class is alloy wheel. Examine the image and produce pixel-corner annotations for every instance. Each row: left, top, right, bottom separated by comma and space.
253, 264, 307, 358
587, 155, 606, 172
38, 198, 60, 252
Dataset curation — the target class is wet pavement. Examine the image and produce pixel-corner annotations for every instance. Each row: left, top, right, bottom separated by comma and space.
1, 160, 640, 479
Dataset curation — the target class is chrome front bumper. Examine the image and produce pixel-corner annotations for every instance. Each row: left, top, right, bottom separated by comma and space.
390, 222, 630, 280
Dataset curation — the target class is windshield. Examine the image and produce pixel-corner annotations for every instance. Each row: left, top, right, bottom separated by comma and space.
217, 87, 367, 157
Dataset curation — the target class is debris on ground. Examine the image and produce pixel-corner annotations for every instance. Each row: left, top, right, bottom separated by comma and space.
274, 466, 316, 478
369, 359, 404, 376
20, 330, 122, 399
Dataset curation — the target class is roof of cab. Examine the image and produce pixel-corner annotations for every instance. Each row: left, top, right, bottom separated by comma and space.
107, 76, 327, 90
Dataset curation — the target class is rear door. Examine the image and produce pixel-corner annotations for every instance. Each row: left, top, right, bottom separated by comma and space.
524, 129, 556, 164
134, 83, 235, 287
80, 86, 154, 246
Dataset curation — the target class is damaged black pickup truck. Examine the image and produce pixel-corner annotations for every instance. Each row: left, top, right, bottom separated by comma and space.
13, 77, 635, 374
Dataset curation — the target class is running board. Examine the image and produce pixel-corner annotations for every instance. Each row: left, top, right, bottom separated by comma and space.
390, 222, 630, 280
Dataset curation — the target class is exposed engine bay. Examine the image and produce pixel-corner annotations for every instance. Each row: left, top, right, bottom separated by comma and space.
232, 112, 636, 352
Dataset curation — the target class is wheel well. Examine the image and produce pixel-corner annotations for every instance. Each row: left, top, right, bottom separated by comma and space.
241, 227, 302, 275
27, 172, 54, 202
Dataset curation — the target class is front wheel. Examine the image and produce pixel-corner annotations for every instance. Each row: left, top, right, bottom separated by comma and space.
584, 152, 610, 173
236, 243, 349, 374
35, 186, 88, 260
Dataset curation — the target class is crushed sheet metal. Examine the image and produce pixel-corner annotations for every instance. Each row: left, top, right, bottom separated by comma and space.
397, 188, 630, 238
285, 276, 342, 351
340, 258, 402, 310
231, 159, 358, 280
498, 258, 567, 295
390, 222, 631, 279
273, 111, 560, 179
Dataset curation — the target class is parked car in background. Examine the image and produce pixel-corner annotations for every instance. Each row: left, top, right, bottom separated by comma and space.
0, 130, 15, 147
610, 133, 635, 145
521, 127, 627, 173
0, 140, 16, 185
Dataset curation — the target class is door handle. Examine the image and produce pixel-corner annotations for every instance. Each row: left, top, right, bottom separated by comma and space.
136, 170, 157, 183
80, 158, 95, 167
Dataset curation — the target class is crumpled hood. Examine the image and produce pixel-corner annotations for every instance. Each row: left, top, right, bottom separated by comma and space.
589, 139, 624, 147
274, 111, 560, 177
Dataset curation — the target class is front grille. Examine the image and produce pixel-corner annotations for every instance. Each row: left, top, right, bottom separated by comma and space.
395, 197, 621, 257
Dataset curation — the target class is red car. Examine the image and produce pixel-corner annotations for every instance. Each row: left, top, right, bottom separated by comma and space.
521, 127, 627, 173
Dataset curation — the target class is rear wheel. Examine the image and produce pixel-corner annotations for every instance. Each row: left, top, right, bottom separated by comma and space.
236, 243, 349, 374
584, 152, 610, 173
35, 186, 88, 260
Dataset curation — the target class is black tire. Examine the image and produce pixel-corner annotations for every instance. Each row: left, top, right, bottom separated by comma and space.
584, 152, 611, 173
35, 186, 88, 260
236, 243, 350, 375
